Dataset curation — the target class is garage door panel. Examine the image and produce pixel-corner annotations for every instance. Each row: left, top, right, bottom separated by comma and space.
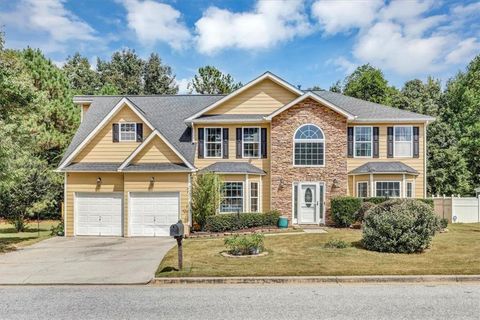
76, 193, 123, 236
130, 192, 180, 237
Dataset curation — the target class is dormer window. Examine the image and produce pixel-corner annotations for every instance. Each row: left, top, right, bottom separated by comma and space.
120, 123, 137, 141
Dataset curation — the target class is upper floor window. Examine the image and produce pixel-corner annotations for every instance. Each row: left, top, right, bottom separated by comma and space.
205, 128, 222, 158
294, 124, 325, 166
354, 126, 372, 157
243, 127, 260, 158
394, 126, 413, 157
120, 123, 136, 141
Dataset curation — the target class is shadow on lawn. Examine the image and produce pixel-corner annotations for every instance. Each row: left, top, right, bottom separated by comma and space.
0, 227, 49, 234
0, 236, 38, 253
158, 266, 179, 273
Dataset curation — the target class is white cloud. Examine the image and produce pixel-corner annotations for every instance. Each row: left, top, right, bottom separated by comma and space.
195, 0, 312, 54
122, 0, 191, 50
311, 0, 383, 34
445, 38, 480, 64
328, 56, 356, 74
176, 78, 191, 94
0, 0, 97, 42
312, 0, 480, 76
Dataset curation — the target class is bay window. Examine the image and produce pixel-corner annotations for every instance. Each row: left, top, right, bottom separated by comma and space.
375, 181, 401, 198
357, 182, 369, 198
250, 182, 259, 212
220, 182, 243, 213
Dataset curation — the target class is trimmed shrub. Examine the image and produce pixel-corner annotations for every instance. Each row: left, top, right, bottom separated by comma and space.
224, 233, 265, 255
331, 197, 362, 227
355, 202, 376, 222
362, 199, 438, 253
363, 197, 434, 208
437, 218, 448, 230
324, 238, 350, 249
205, 210, 280, 232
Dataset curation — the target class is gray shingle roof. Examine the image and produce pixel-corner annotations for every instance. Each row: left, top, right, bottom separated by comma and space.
199, 162, 266, 175
63, 162, 122, 172
349, 162, 419, 175
60, 95, 224, 167
312, 91, 436, 122
122, 163, 191, 172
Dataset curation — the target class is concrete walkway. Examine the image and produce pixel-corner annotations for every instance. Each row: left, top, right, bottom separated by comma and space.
0, 237, 174, 285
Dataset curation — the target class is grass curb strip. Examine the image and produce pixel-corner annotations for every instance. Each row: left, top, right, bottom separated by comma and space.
151, 275, 480, 285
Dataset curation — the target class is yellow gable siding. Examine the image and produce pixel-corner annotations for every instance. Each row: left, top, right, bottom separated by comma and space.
132, 136, 182, 164
347, 123, 425, 198
205, 79, 297, 115
74, 105, 152, 163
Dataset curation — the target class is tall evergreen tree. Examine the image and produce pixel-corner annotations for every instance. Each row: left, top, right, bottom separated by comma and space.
143, 53, 178, 94
392, 78, 441, 116
63, 53, 99, 95
189, 66, 242, 94
97, 49, 144, 95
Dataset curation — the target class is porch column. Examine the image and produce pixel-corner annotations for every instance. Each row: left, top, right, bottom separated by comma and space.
369, 174, 374, 197
402, 174, 406, 198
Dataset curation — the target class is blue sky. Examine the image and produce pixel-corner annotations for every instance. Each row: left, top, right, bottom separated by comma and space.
1, 0, 479, 92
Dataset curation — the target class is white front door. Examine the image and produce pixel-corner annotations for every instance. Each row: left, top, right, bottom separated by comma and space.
129, 192, 180, 236
75, 193, 123, 236
298, 182, 324, 224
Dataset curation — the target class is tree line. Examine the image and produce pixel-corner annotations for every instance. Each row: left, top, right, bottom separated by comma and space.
0, 30, 478, 230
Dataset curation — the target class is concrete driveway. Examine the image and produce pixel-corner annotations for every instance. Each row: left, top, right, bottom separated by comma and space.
0, 237, 175, 285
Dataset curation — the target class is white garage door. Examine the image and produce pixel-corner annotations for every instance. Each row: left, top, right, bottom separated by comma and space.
129, 192, 180, 236
75, 193, 123, 236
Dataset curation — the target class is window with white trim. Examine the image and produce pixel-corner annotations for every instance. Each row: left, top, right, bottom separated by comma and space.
120, 123, 136, 141
220, 182, 243, 213
406, 181, 413, 198
294, 124, 325, 166
357, 182, 369, 198
250, 182, 259, 212
394, 126, 413, 157
243, 127, 260, 158
375, 181, 401, 198
354, 126, 372, 157
205, 128, 222, 158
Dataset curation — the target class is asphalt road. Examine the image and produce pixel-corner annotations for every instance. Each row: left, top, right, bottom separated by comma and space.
1, 283, 479, 320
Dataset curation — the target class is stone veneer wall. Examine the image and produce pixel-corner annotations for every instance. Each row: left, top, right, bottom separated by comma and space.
270, 98, 348, 224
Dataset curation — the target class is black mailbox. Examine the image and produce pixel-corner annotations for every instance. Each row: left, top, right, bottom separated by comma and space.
170, 220, 184, 238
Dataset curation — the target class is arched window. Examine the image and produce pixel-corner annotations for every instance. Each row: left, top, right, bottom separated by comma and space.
294, 124, 325, 166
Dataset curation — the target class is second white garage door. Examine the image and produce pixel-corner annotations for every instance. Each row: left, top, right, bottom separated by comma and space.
129, 192, 180, 236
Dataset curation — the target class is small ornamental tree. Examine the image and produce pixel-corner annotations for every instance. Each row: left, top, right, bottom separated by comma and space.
362, 199, 438, 253
191, 172, 223, 231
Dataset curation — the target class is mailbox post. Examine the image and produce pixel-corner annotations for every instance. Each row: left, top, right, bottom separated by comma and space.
169, 220, 184, 270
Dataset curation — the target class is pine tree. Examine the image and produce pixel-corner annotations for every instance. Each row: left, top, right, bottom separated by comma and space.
63, 53, 100, 95
143, 53, 178, 94
188, 66, 242, 94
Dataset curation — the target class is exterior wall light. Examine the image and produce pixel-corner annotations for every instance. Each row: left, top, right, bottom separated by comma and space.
150, 176, 155, 183
96, 177, 102, 185
332, 178, 339, 188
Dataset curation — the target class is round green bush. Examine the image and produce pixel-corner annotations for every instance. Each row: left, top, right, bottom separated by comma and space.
362, 199, 438, 253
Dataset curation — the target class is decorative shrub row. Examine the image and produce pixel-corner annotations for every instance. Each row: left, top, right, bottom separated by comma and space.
363, 197, 434, 208
362, 199, 438, 253
205, 210, 281, 232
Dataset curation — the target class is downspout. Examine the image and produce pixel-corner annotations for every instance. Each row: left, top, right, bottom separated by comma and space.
188, 173, 192, 227
64, 172, 67, 237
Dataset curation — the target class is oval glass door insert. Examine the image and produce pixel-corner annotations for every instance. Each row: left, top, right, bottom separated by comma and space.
304, 188, 313, 207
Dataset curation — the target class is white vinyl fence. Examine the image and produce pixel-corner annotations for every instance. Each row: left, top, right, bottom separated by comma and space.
432, 195, 480, 223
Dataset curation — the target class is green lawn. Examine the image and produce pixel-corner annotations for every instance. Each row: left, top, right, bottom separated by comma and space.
157, 223, 480, 277
0, 220, 60, 253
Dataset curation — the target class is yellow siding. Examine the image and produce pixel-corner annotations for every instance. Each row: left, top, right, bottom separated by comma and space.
195, 123, 271, 212
74, 105, 152, 162
65, 173, 124, 236
205, 79, 297, 115
123, 173, 189, 236
132, 136, 182, 164
347, 123, 425, 198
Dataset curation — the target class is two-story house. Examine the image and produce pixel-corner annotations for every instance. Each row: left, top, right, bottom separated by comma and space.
58, 72, 435, 237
